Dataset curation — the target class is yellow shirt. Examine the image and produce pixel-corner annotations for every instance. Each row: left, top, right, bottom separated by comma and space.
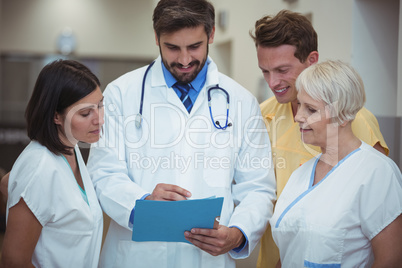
257, 96, 389, 268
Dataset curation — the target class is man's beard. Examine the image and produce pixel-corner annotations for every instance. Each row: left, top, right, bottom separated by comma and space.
160, 47, 208, 84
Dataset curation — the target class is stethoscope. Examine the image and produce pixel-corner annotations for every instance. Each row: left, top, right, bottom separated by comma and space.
135, 61, 232, 130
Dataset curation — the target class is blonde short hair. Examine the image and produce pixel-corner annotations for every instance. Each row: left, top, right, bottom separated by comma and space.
295, 60, 366, 125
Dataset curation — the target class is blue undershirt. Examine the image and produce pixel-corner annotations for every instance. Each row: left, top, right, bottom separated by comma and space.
161, 58, 208, 104
61, 153, 89, 206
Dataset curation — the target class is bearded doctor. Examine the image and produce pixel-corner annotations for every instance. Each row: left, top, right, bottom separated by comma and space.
86, 0, 276, 267
270, 60, 402, 267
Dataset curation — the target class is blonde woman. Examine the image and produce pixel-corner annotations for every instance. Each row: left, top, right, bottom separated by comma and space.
270, 60, 402, 267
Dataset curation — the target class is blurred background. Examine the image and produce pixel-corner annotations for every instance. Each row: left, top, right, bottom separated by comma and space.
0, 0, 401, 266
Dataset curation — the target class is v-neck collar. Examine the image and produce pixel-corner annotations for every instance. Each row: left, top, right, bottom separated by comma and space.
275, 146, 361, 228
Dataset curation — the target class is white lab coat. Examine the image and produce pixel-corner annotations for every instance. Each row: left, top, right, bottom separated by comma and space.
87, 56, 276, 268
7, 141, 103, 268
270, 142, 402, 267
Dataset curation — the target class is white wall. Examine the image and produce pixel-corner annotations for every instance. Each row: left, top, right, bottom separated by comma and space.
1, 0, 401, 115
292, 0, 354, 62
2, 0, 400, 116
210, 0, 400, 118
209, 0, 357, 99
0, 0, 157, 59
352, 0, 399, 117
210, 0, 287, 97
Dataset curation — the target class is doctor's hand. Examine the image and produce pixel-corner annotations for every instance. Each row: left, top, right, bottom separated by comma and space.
184, 225, 246, 256
145, 183, 191, 201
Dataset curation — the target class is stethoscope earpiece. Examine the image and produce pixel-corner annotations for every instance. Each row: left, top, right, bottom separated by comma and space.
216, 121, 232, 128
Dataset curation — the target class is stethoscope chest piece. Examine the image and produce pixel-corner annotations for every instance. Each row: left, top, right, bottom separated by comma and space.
135, 113, 142, 129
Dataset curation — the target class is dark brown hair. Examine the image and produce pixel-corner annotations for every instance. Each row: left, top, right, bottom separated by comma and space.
250, 10, 318, 63
153, 0, 215, 39
25, 59, 100, 155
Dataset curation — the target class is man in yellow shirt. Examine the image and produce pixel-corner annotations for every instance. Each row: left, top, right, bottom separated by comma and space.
250, 10, 389, 268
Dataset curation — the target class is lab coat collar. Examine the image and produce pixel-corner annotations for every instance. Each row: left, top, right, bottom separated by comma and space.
150, 56, 220, 90
204, 57, 219, 88
161, 59, 208, 93
149, 56, 220, 115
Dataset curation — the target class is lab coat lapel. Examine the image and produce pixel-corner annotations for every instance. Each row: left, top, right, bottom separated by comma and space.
166, 88, 189, 114
204, 56, 220, 87
190, 88, 206, 115
151, 57, 190, 114
179, 57, 220, 116
74, 146, 100, 218
149, 56, 221, 116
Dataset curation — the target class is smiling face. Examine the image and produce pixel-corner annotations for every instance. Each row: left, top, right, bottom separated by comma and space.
54, 87, 104, 147
294, 89, 337, 148
156, 25, 214, 84
257, 44, 318, 105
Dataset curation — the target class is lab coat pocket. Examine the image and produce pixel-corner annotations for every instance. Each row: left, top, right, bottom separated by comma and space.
40, 228, 94, 268
304, 225, 345, 267
201, 130, 234, 189
202, 168, 231, 188
113, 241, 167, 268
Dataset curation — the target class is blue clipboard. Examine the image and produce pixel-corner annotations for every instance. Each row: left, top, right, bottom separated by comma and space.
132, 197, 224, 243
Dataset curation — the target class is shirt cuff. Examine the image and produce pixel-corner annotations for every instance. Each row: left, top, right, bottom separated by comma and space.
229, 225, 248, 253
129, 193, 151, 225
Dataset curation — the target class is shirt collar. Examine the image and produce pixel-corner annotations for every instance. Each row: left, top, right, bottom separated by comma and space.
161, 59, 208, 92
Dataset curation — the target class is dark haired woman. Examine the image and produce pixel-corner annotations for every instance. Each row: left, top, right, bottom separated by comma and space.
1, 59, 104, 268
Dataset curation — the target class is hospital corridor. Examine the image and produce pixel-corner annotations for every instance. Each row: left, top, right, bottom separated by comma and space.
0, 0, 402, 267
